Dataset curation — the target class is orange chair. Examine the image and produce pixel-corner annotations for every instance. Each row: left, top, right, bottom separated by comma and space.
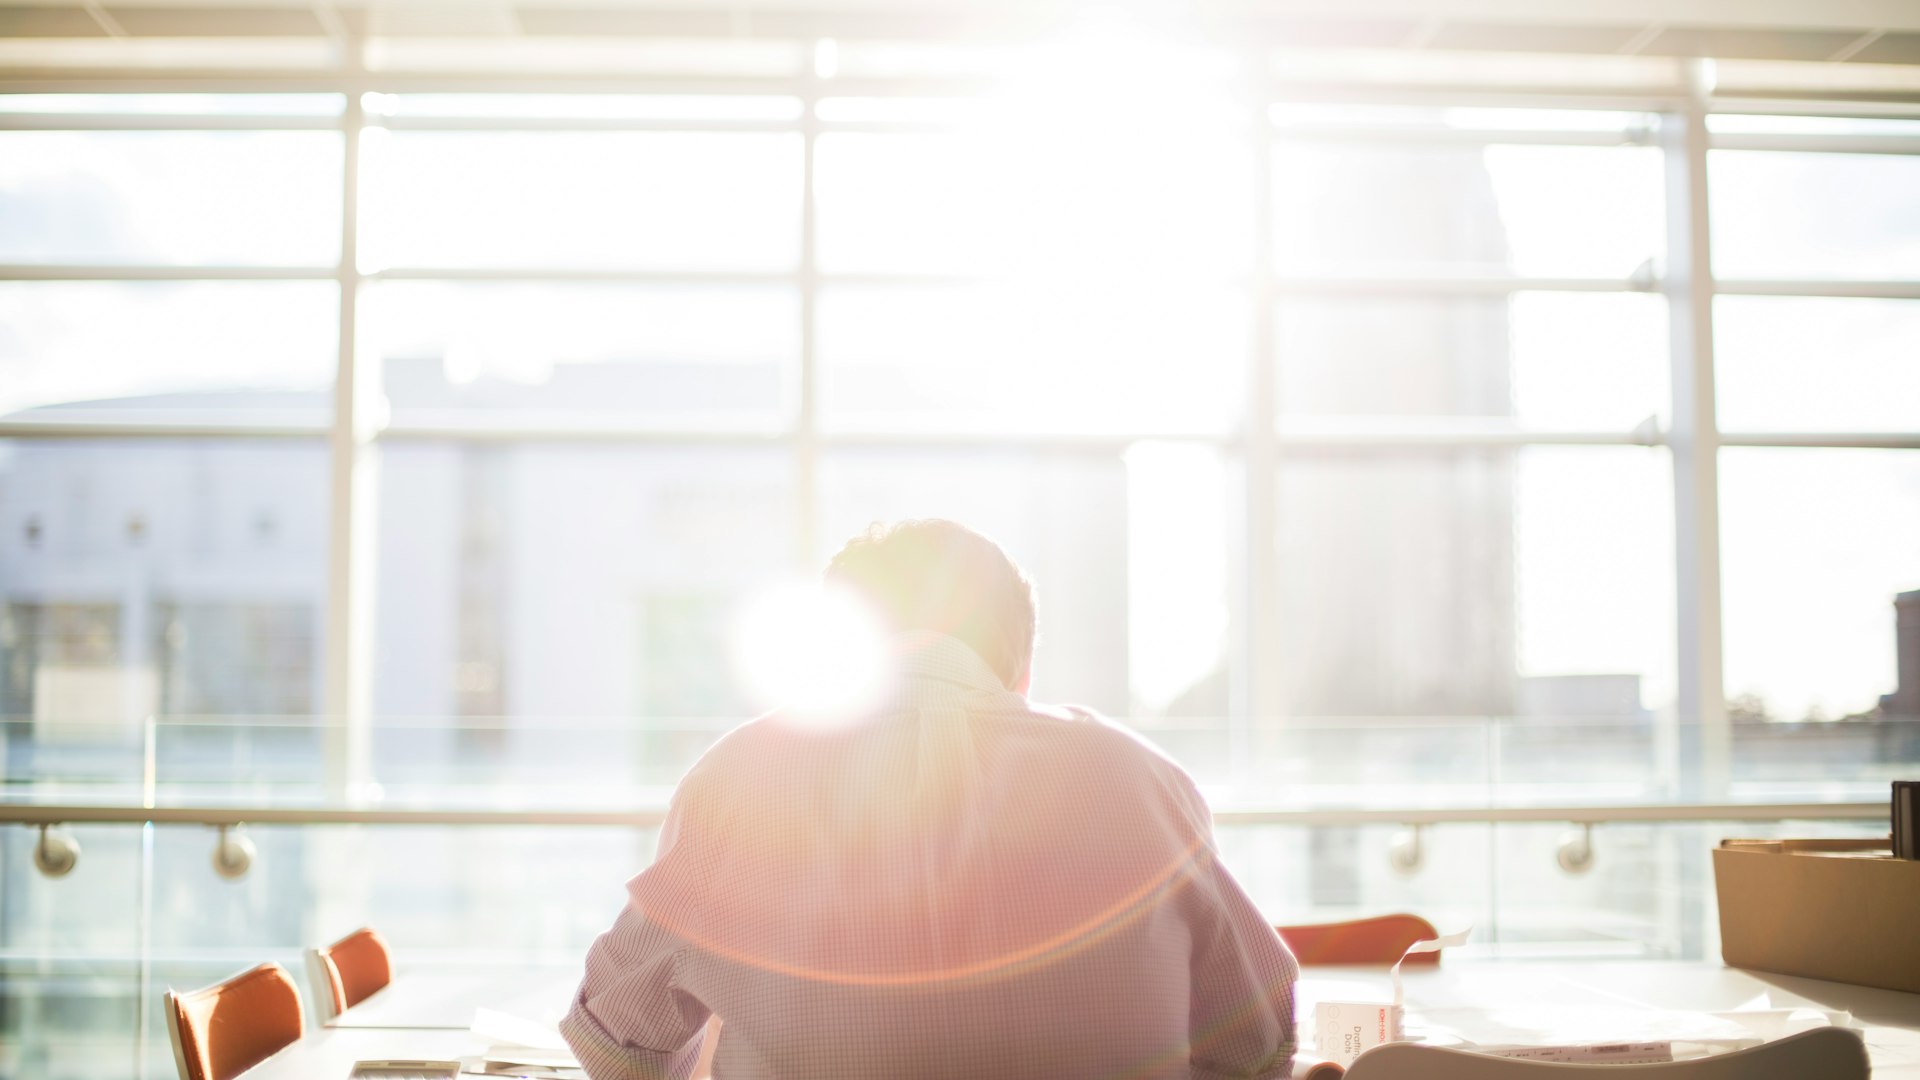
1276, 913, 1442, 966
163, 962, 305, 1080
305, 926, 394, 1023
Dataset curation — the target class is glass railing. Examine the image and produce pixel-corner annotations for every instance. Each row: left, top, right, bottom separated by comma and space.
9, 712, 1914, 807
1, 713, 1906, 1079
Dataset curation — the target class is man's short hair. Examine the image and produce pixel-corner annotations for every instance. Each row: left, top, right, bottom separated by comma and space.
826, 519, 1036, 689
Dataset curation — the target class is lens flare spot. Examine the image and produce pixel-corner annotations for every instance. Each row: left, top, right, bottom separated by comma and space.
735, 581, 890, 722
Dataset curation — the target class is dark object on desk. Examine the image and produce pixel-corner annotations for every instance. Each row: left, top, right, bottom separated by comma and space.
1714, 836, 1920, 994
348, 1061, 460, 1079
1341, 1025, 1867, 1079
1276, 913, 1441, 966
1895, 780, 1918, 860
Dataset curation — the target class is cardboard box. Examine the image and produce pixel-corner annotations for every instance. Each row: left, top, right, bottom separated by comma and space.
1713, 837, 1920, 994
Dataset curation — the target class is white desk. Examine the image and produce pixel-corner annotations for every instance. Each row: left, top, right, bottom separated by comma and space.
244, 960, 1920, 1078
243, 1029, 481, 1080
329, 967, 581, 1030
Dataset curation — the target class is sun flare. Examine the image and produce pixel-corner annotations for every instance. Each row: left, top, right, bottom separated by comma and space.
735, 581, 891, 722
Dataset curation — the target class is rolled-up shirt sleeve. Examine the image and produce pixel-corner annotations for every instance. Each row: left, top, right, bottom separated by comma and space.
562, 793, 713, 1080
1177, 778, 1299, 1080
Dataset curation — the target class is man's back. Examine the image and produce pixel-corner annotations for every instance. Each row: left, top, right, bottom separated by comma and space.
563, 634, 1298, 1080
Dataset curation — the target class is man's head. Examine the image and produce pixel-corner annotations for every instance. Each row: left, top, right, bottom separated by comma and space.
826, 519, 1036, 692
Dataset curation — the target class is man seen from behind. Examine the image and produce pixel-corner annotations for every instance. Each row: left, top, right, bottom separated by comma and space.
563, 518, 1298, 1079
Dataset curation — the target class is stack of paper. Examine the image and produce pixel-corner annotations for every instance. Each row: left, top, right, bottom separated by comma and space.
1287, 993, 1859, 1077
469, 1008, 584, 1079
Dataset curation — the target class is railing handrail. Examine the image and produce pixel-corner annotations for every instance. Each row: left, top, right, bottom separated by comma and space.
0, 800, 1888, 829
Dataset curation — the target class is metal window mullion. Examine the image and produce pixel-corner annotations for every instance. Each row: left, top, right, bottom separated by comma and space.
0, 113, 341, 132
1665, 67, 1729, 805
0, 421, 1722, 448
1270, 274, 1645, 296
1245, 69, 1282, 770
1268, 86, 1688, 116
0, 420, 328, 439
1715, 279, 1920, 300
0, 264, 334, 281
0, 73, 988, 97
8, 77, 1920, 117
373, 115, 800, 134
1710, 97, 1920, 122
369, 267, 794, 285
1658, 64, 1732, 965
322, 89, 372, 798
1272, 126, 1648, 148
795, 86, 820, 570
1710, 133, 1920, 156
1720, 432, 1920, 449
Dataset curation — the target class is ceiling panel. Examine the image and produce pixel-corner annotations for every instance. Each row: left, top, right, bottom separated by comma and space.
1429, 22, 1642, 54
1637, 26, 1872, 61
1244, 17, 1423, 50
1855, 31, 1920, 64
0, 5, 109, 36
102, 5, 330, 36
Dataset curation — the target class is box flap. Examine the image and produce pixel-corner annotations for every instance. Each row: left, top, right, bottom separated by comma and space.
1717, 837, 1889, 855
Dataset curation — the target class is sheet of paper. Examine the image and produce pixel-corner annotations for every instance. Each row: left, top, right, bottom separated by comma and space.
1491, 1041, 1673, 1064
458, 1055, 583, 1079
1712, 1007, 1855, 1042
482, 1046, 580, 1069
1415, 1004, 1764, 1053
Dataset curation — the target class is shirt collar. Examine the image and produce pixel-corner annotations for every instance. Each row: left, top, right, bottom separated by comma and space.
891, 631, 1010, 696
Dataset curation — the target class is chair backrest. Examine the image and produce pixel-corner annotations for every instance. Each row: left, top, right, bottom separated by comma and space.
162, 962, 305, 1080
1342, 1026, 1869, 1080
1276, 914, 1442, 966
307, 926, 393, 1022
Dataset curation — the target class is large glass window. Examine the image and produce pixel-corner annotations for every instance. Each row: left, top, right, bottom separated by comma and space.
1706, 134, 1920, 812
0, 281, 337, 419
819, 283, 1245, 435
3, 88, 1918, 1074
362, 282, 796, 430
1277, 292, 1668, 428
1715, 296, 1920, 432
0, 130, 342, 266
816, 102, 1251, 279
1710, 150, 1920, 279
0, 437, 329, 810
1272, 141, 1664, 276
358, 130, 802, 271
1274, 448, 1675, 724
1720, 448, 1920, 725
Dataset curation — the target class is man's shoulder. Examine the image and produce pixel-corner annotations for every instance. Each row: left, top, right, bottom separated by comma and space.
672, 700, 1204, 815
676, 711, 790, 787
1025, 701, 1198, 785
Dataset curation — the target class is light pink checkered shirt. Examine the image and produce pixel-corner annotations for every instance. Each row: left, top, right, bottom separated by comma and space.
563, 633, 1298, 1079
